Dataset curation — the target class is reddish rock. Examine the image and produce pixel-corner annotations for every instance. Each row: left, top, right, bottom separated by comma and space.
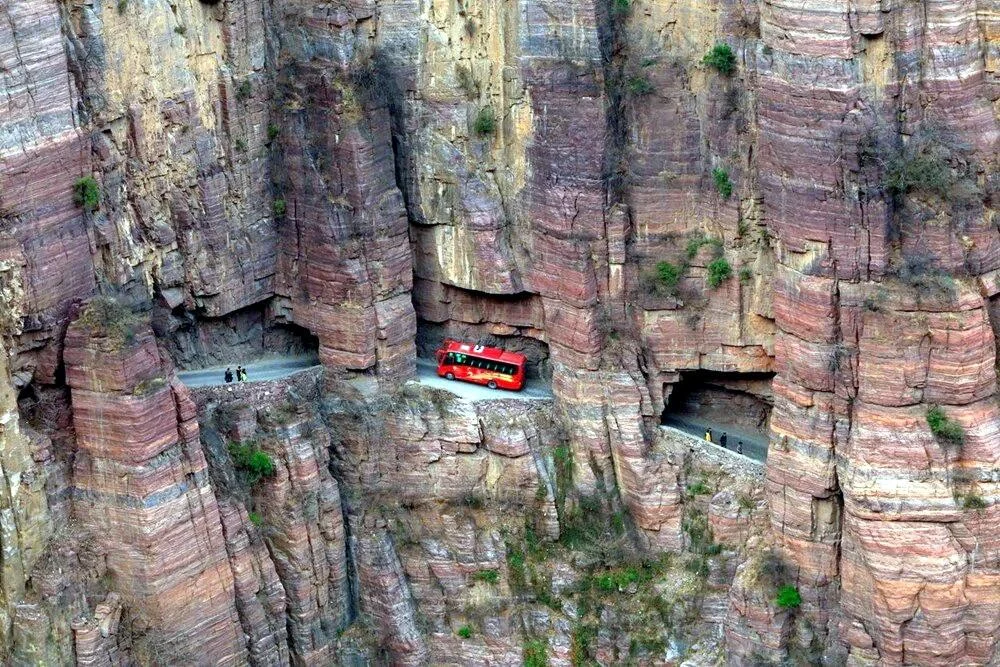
65, 310, 246, 664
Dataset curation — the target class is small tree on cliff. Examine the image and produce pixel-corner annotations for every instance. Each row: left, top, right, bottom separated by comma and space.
73, 176, 101, 211
703, 43, 737, 75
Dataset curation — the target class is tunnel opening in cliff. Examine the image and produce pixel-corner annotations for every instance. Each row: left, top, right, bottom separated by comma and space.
154, 299, 320, 369
661, 370, 774, 458
416, 318, 550, 380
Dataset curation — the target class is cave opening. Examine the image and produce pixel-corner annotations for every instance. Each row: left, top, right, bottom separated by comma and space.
156, 299, 320, 370
660, 370, 774, 462
416, 318, 551, 380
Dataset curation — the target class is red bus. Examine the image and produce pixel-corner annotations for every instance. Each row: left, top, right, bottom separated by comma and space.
435, 340, 527, 391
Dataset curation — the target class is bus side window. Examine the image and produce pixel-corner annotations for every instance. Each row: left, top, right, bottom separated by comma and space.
446, 353, 456, 364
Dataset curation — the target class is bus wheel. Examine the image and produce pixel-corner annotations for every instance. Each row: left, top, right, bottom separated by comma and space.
488, 380, 497, 389
446, 372, 455, 380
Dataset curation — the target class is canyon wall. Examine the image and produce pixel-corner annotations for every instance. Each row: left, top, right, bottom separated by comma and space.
0, 0, 997, 663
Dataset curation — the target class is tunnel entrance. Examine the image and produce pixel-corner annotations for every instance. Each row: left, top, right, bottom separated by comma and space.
416, 320, 550, 380
661, 370, 774, 462
156, 299, 320, 370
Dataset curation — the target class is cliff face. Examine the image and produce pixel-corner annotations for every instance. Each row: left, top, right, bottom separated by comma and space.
0, 0, 997, 664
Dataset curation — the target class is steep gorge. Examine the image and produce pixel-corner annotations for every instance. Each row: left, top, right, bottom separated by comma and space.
0, 0, 997, 664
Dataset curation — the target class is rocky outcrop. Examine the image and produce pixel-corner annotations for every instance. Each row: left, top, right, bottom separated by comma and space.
272, 3, 416, 379
0, 0, 998, 663
64, 305, 245, 664
195, 371, 352, 665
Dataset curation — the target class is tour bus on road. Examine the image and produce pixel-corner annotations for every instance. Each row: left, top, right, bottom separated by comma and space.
435, 340, 527, 391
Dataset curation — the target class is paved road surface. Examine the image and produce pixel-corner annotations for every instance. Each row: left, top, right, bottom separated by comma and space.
413, 360, 553, 401
177, 355, 321, 388
662, 415, 768, 463
177, 355, 553, 401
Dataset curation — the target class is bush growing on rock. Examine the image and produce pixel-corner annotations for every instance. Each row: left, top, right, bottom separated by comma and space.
685, 232, 722, 260
273, 198, 287, 217
626, 75, 654, 97
926, 405, 964, 446
706, 258, 732, 288
703, 43, 736, 75
473, 569, 499, 585
228, 441, 277, 485
712, 167, 733, 199
78, 296, 141, 346
73, 176, 101, 211
612, 0, 631, 16
775, 584, 801, 609
960, 493, 987, 510
523, 638, 547, 667
642, 261, 681, 297
473, 106, 497, 136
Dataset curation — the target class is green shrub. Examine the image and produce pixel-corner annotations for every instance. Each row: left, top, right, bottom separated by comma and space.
686, 480, 710, 496
506, 544, 527, 591
961, 493, 987, 510
712, 167, 733, 199
457, 625, 473, 639
73, 176, 101, 211
473, 107, 496, 136
685, 233, 722, 260
926, 405, 965, 446
626, 75, 654, 96
655, 261, 680, 289
228, 442, 277, 485
77, 296, 141, 346
706, 257, 732, 288
267, 123, 280, 142
775, 584, 802, 609
117, 0, 128, 13
524, 638, 548, 667
234, 138, 247, 153
174, 25, 187, 35
887, 145, 951, 198
236, 79, 252, 100
612, 0, 631, 16
703, 43, 737, 75
570, 624, 596, 666
273, 198, 287, 217
739, 266, 753, 282
248, 511, 263, 526
472, 569, 499, 585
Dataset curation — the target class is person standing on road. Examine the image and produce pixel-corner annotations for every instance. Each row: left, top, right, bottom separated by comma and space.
720, 433, 728, 449
737, 440, 744, 455
236, 365, 245, 382
705, 428, 713, 443
224, 367, 233, 384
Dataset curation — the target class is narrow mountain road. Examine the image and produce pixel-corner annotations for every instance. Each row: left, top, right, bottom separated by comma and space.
413, 360, 553, 401
176, 355, 321, 388
661, 415, 768, 463
177, 355, 554, 401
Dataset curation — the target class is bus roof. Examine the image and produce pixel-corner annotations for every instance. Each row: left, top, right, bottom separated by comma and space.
442, 340, 526, 365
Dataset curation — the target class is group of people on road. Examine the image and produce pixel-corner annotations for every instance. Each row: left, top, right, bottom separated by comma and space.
704, 428, 744, 455
224, 365, 248, 383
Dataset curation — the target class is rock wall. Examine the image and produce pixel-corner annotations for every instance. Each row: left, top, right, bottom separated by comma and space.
64, 305, 246, 663
0, 0, 997, 663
